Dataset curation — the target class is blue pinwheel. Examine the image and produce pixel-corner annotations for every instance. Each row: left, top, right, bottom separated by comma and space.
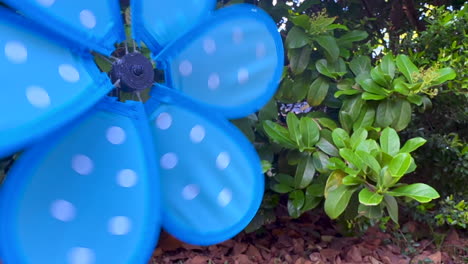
0, 0, 283, 263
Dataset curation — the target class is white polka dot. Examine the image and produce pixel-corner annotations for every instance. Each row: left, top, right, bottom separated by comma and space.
26, 86, 50, 109
79, 10, 96, 29
35, 0, 55, 7
256, 43, 266, 59
190, 125, 205, 143
108, 216, 131, 235
179, 60, 192, 76
208, 73, 220, 90
50, 200, 76, 222
106, 126, 126, 145
217, 188, 233, 207
237, 68, 249, 84
117, 169, 137, 188
233, 27, 244, 44
216, 152, 230, 170
156, 112, 172, 130
203, 38, 216, 54
59, 64, 80, 83
4, 41, 27, 64
68, 247, 95, 264
182, 184, 200, 200
160, 153, 178, 169
72, 155, 93, 175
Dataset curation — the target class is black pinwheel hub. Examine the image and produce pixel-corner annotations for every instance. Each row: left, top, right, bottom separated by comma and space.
110, 52, 154, 92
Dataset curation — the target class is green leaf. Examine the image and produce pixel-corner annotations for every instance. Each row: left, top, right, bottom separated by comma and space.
261, 160, 272, 173
338, 30, 368, 47
313, 151, 330, 173
350, 128, 368, 150
299, 117, 320, 149
353, 105, 375, 131
327, 157, 346, 170
339, 111, 353, 133
380, 127, 400, 156
317, 118, 337, 130
370, 67, 389, 87
375, 99, 395, 128
294, 154, 316, 189
355, 150, 381, 174
341, 95, 364, 121
359, 188, 384, 206
315, 35, 339, 61
432, 67, 456, 85
342, 175, 362, 185
317, 137, 339, 157
388, 183, 440, 203
358, 204, 383, 219
286, 26, 309, 49
400, 137, 427, 153
275, 173, 295, 187
287, 112, 302, 148
388, 153, 412, 177
356, 139, 380, 154
362, 92, 387, 101
258, 99, 278, 121
350, 56, 371, 76
390, 99, 412, 131
380, 53, 395, 79
339, 148, 364, 170
335, 89, 360, 97
407, 94, 423, 106
384, 194, 399, 224
396, 54, 419, 83
337, 78, 354, 90
315, 59, 335, 79
289, 46, 312, 75
332, 128, 350, 148
325, 185, 358, 219
271, 183, 294, 193
263, 121, 297, 149
356, 75, 388, 96
324, 170, 345, 198
288, 190, 305, 218
308, 77, 330, 106
290, 14, 310, 29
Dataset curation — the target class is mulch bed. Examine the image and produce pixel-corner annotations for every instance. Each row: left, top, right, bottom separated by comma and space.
150, 211, 467, 264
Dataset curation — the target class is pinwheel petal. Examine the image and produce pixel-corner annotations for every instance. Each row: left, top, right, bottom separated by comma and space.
146, 85, 264, 245
0, 98, 160, 264
0, 9, 112, 158
131, 0, 216, 53
2, 0, 124, 55
156, 4, 284, 119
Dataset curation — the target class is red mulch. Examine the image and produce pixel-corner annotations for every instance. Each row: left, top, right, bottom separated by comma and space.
150, 212, 467, 264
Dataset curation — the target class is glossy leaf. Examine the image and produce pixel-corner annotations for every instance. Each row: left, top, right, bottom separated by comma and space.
375, 99, 394, 128
350, 56, 371, 76
400, 137, 427, 153
384, 194, 399, 224
391, 99, 412, 131
286, 26, 309, 48
432, 67, 456, 85
317, 137, 339, 157
380, 53, 396, 79
350, 128, 368, 150
332, 129, 350, 149
287, 113, 302, 148
355, 150, 381, 174
339, 148, 364, 170
380, 127, 400, 156
313, 151, 330, 173
324, 185, 357, 219
396, 55, 419, 83
299, 117, 320, 149
294, 154, 316, 189
359, 188, 383, 206
289, 46, 312, 75
288, 190, 305, 218
308, 77, 330, 106
263, 121, 297, 149
388, 153, 412, 177
389, 184, 440, 203
315, 35, 339, 61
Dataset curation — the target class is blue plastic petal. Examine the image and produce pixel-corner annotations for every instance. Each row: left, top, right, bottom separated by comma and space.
0, 9, 113, 158
2, 0, 124, 55
132, 0, 216, 53
0, 98, 160, 264
155, 4, 284, 119
146, 85, 264, 245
